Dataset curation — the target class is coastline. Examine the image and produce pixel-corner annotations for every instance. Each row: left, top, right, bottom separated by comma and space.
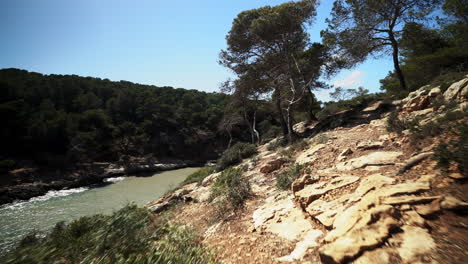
0, 160, 202, 206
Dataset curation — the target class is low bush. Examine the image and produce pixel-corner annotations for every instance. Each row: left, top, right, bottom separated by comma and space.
433, 123, 467, 176
266, 137, 288, 151
217, 142, 257, 171
409, 110, 466, 143
183, 166, 215, 185
210, 168, 251, 209
1, 204, 214, 264
386, 112, 408, 134
276, 163, 306, 190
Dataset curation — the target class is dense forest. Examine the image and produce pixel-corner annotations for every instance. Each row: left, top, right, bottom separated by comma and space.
0, 69, 235, 171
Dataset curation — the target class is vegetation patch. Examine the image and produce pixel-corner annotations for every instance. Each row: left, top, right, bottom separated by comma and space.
434, 123, 467, 176
216, 142, 257, 171
266, 138, 288, 151
1, 204, 214, 264
276, 163, 306, 190
210, 168, 251, 210
183, 166, 216, 185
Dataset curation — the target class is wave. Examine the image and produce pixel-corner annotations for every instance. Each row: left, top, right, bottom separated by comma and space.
1, 187, 89, 210
103, 177, 125, 183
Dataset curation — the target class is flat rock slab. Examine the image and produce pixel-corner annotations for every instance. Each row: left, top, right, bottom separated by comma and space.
296, 144, 326, 165
320, 213, 399, 264
277, 229, 323, 262
382, 195, 441, 206
252, 193, 313, 241
336, 151, 403, 170
295, 175, 359, 207
394, 226, 436, 263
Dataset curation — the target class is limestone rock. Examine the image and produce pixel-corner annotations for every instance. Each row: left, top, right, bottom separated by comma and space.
260, 158, 285, 174
383, 195, 441, 206
428, 87, 441, 97
356, 141, 384, 150
448, 172, 466, 180
414, 199, 442, 216
362, 101, 384, 112
295, 175, 359, 207
396, 226, 436, 264
440, 195, 468, 211
277, 230, 323, 262
320, 211, 399, 264
296, 144, 326, 165
380, 182, 431, 197
403, 210, 426, 227
201, 172, 220, 186
337, 148, 353, 161
336, 151, 402, 170
353, 248, 392, 264
444, 77, 468, 102
291, 174, 319, 193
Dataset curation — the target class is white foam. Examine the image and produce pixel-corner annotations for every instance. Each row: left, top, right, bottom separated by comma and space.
1, 187, 89, 210
103, 177, 125, 183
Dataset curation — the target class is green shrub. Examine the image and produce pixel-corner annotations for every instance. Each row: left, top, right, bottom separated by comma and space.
313, 133, 330, 144
217, 142, 257, 171
210, 168, 251, 209
183, 166, 215, 185
433, 123, 468, 175
409, 110, 466, 143
276, 164, 306, 190
386, 112, 408, 134
1, 204, 214, 264
266, 138, 288, 151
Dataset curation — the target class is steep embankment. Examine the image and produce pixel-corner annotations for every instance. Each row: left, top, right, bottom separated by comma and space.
147, 76, 468, 263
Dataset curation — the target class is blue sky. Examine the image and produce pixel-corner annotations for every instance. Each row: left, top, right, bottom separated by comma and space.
1, 0, 393, 101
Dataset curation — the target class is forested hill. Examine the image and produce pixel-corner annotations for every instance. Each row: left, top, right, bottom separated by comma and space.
0, 68, 230, 170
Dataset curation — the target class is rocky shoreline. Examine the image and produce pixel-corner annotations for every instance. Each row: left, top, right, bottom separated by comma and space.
0, 160, 201, 206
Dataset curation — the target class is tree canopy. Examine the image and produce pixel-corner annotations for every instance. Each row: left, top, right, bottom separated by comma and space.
322, 0, 443, 91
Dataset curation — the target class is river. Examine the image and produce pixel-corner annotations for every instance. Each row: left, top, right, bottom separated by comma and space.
0, 167, 199, 254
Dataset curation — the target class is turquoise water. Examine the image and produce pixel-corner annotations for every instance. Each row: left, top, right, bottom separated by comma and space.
0, 167, 199, 254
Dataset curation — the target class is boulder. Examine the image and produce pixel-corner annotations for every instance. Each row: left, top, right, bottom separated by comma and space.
260, 159, 286, 174
291, 174, 319, 193
337, 148, 353, 161
443, 77, 468, 102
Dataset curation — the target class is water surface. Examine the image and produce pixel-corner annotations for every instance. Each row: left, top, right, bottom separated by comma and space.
0, 167, 199, 254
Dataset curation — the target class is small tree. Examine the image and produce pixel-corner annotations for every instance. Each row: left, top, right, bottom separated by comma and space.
322, 0, 442, 91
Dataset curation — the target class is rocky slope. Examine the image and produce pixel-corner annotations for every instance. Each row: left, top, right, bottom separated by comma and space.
146, 76, 468, 263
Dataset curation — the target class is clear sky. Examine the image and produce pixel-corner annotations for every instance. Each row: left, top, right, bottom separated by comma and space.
1, 0, 393, 101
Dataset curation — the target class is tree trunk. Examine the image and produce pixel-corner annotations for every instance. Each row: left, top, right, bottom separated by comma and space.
227, 131, 232, 149
275, 90, 289, 136
252, 111, 260, 144
389, 32, 407, 91
306, 86, 318, 121
285, 105, 297, 143
241, 97, 255, 144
